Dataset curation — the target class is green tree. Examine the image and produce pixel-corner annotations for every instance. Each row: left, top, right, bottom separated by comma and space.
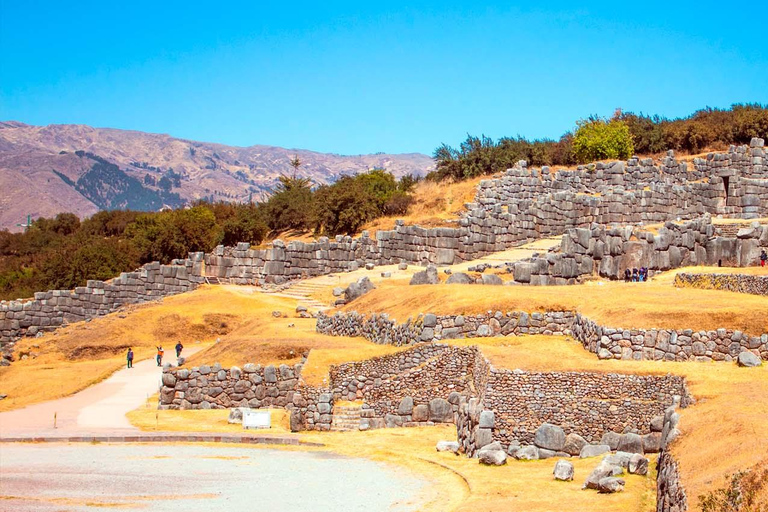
262, 175, 314, 232
313, 176, 379, 235
572, 117, 635, 163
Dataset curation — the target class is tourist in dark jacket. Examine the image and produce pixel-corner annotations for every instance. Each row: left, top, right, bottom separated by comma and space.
175, 342, 184, 358
127, 348, 134, 369
632, 268, 639, 282
761, 250, 767, 267
624, 268, 631, 282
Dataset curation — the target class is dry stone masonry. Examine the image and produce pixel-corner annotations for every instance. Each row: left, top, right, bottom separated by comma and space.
316, 310, 768, 363
1, 255, 204, 360
674, 272, 768, 296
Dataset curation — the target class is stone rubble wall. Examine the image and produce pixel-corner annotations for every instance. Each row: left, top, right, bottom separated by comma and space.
329, 344, 477, 426
483, 369, 689, 447
512, 216, 768, 285
0, 254, 205, 355
674, 272, 768, 296
572, 313, 768, 363
317, 309, 767, 363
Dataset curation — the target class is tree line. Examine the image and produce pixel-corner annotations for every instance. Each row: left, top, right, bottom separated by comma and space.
431, 103, 768, 181
0, 169, 418, 300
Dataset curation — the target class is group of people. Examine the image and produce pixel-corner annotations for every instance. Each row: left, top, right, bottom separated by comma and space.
126, 341, 184, 369
624, 267, 649, 282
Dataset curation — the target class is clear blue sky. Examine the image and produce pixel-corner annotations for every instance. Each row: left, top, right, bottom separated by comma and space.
1, 1, 765, 155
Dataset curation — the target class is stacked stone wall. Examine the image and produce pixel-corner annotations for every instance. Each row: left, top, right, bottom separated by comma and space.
572, 313, 768, 363
483, 369, 689, 446
1, 255, 204, 356
657, 451, 688, 512
317, 310, 767, 363
512, 216, 768, 285
674, 272, 768, 296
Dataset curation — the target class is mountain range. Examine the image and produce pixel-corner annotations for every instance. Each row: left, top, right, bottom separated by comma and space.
0, 121, 434, 232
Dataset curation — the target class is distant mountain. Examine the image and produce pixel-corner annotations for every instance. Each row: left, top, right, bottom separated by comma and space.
0, 122, 434, 232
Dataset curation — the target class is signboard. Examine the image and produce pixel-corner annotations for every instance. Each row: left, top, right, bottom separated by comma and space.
242, 409, 271, 429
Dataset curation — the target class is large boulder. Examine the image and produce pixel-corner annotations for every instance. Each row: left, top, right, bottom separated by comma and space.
580, 444, 611, 459
534, 423, 566, 451
410, 265, 439, 285
481, 274, 503, 285
344, 277, 376, 302
584, 459, 623, 490
563, 433, 588, 456
478, 446, 508, 466
397, 396, 414, 415
600, 431, 622, 450
617, 433, 644, 454
642, 432, 662, 453
553, 459, 575, 481
446, 272, 473, 285
597, 477, 626, 493
428, 398, 453, 422
628, 453, 649, 475
412, 404, 429, 422
436, 440, 460, 453
737, 351, 762, 367
514, 445, 540, 460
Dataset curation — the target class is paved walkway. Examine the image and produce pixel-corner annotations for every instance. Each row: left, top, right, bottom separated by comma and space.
0, 348, 201, 437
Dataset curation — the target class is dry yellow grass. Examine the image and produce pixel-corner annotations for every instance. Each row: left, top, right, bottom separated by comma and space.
362, 177, 484, 235
344, 266, 768, 335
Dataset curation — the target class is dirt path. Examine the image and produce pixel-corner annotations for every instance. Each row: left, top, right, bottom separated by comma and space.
0, 347, 202, 436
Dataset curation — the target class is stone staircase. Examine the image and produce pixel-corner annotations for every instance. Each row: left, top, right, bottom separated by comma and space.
330, 404, 363, 431
270, 276, 340, 311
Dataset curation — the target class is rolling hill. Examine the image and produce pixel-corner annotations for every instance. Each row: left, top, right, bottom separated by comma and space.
0, 122, 434, 232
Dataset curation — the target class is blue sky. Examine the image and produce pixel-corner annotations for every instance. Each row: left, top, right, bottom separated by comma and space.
1, 1, 765, 155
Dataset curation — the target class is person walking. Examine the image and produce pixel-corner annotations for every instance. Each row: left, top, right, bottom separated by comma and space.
761, 249, 767, 268
127, 348, 134, 369
175, 341, 184, 358
156, 346, 164, 367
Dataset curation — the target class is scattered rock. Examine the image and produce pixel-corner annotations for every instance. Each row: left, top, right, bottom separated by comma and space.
344, 277, 376, 302
481, 274, 503, 285
478, 442, 507, 466
617, 433, 644, 454
580, 444, 611, 459
597, 477, 625, 493
514, 445, 539, 460
553, 459, 575, 481
737, 351, 762, 367
227, 407, 249, 424
628, 453, 649, 475
601, 431, 622, 450
272, 311, 282, 318
436, 440, 460, 453
398, 262, 408, 271
410, 265, 439, 285
446, 272, 473, 285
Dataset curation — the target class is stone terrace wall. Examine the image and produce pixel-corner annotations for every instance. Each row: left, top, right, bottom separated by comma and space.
316, 310, 575, 346
317, 310, 767, 363
483, 368, 690, 447
674, 272, 768, 296
657, 451, 688, 512
1, 255, 204, 357
330, 344, 477, 425
512, 216, 768, 285
572, 313, 768, 363
201, 142, 767, 284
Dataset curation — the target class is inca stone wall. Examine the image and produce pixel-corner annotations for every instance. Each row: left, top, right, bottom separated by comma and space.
674, 272, 768, 296
201, 141, 768, 284
657, 451, 688, 512
0, 254, 205, 359
317, 310, 768, 363
512, 216, 768, 285
572, 313, 768, 363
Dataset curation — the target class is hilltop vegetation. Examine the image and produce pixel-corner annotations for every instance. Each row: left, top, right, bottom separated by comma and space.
0, 169, 417, 300
431, 103, 768, 180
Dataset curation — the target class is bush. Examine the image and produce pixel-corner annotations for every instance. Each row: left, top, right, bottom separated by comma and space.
572, 117, 634, 163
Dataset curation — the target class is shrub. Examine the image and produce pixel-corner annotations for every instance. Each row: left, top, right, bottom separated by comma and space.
572, 117, 635, 163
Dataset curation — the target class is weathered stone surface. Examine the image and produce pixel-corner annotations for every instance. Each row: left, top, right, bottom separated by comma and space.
597, 477, 625, 493
429, 398, 453, 422
563, 433, 587, 456
601, 431, 622, 450
628, 453, 649, 475
737, 351, 762, 367
514, 445, 539, 460
617, 433, 644, 454
580, 444, 611, 459
446, 272, 473, 285
553, 459, 575, 481
534, 423, 566, 451
412, 404, 429, 422
436, 440, 460, 453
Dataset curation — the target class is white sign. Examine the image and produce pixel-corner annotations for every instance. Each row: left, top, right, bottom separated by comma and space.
243, 409, 271, 429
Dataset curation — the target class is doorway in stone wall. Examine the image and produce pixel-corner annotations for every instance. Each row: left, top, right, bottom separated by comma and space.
722, 175, 730, 198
